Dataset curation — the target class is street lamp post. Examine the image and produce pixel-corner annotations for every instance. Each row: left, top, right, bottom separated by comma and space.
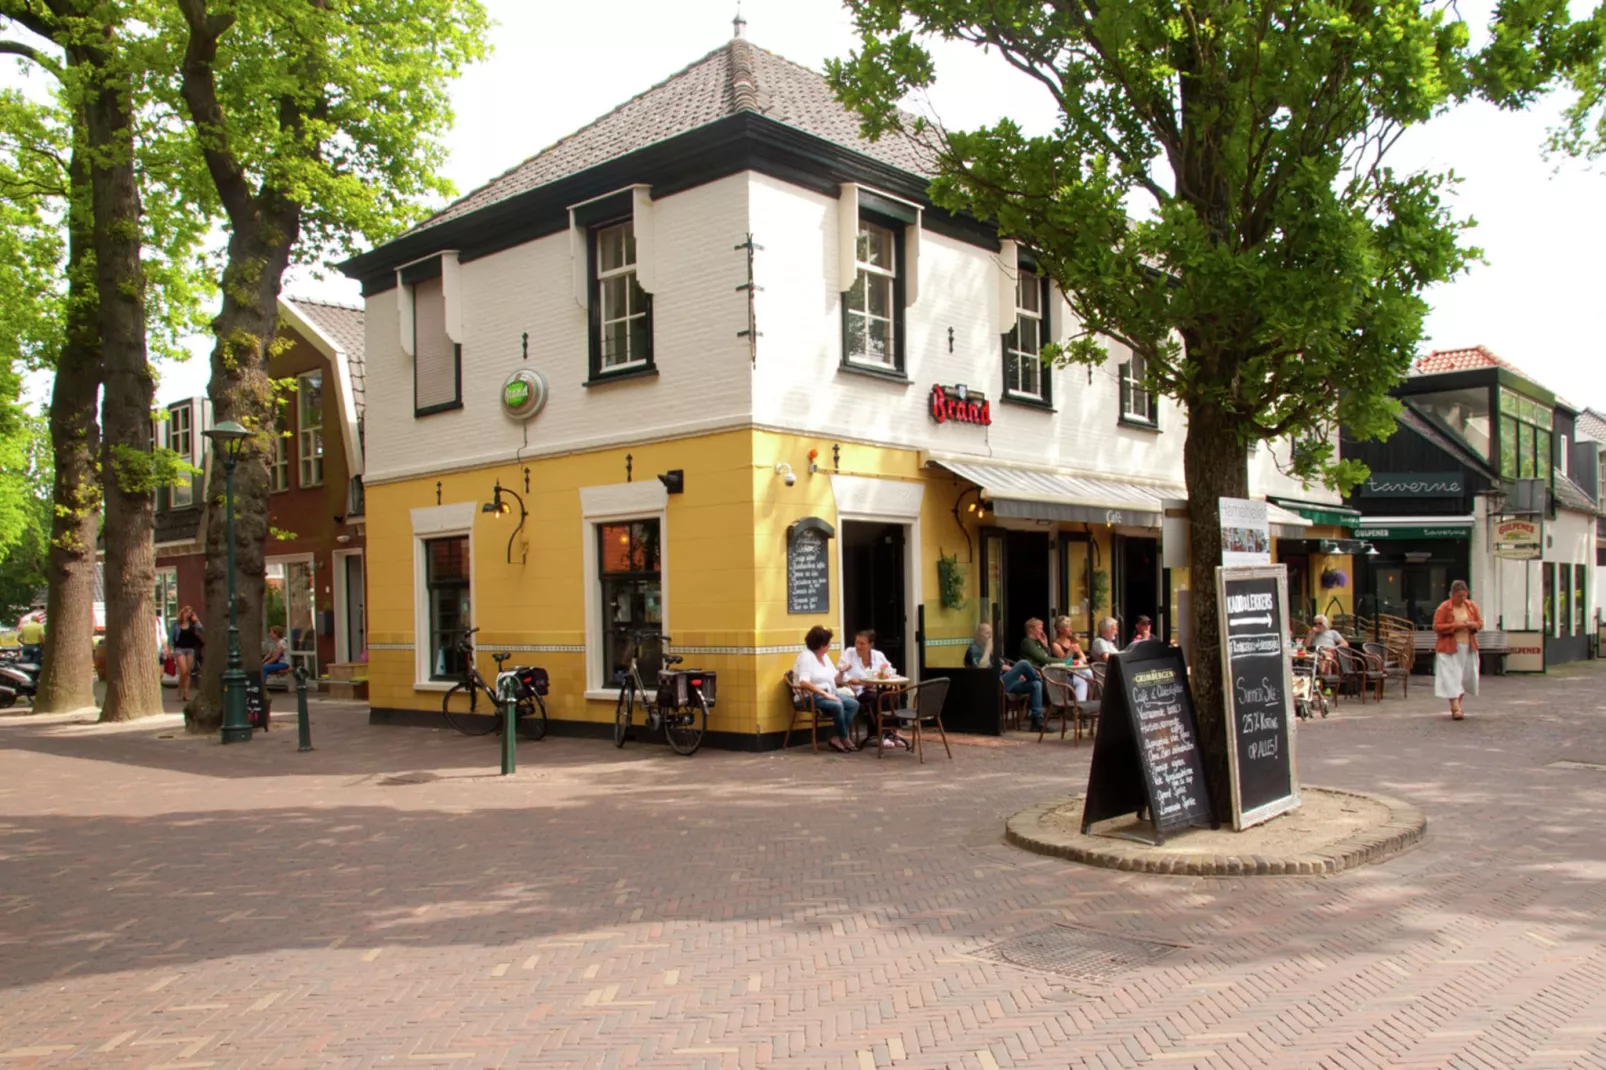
205, 420, 254, 744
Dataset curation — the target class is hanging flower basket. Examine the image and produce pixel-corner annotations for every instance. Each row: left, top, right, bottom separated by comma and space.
1320, 568, 1349, 590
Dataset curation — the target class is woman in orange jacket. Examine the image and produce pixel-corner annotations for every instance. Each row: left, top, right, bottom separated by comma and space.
1432, 580, 1483, 720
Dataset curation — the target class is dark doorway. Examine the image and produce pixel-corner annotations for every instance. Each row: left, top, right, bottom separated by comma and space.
1114, 535, 1160, 643
1282, 555, 1312, 622
1001, 530, 1051, 659
842, 522, 908, 672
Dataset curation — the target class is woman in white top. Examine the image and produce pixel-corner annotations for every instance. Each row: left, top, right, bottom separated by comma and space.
791, 626, 860, 753
838, 629, 907, 749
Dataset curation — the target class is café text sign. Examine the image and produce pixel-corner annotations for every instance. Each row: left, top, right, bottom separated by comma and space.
929, 384, 992, 426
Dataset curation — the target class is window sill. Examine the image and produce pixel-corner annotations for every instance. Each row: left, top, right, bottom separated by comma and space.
584, 365, 659, 388
1002, 393, 1055, 413
584, 687, 624, 703
838, 361, 909, 385
1118, 416, 1161, 433
416, 400, 464, 418
414, 680, 455, 692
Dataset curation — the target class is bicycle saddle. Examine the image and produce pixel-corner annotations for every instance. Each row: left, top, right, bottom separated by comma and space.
492, 652, 512, 665
662, 654, 684, 666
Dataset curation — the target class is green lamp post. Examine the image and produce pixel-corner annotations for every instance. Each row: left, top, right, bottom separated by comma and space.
205, 420, 254, 744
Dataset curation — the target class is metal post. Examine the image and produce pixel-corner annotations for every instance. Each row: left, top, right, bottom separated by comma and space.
295, 665, 313, 752
500, 675, 516, 776
219, 454, 252, 744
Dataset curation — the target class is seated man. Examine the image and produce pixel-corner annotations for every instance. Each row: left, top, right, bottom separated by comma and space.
1090, 617, 1121, 664
261, 625, 291, 678
1126, 614, 1154, 648
1017, 618, 1061, 731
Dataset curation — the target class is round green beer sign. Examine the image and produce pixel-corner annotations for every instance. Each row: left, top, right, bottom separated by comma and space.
500, 368, 547, 421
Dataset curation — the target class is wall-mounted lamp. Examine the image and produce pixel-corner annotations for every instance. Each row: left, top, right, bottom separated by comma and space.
658, 469, 685, 494
481, 479, 529, 564
807, 448, 819, 475
774, 463, 796, 487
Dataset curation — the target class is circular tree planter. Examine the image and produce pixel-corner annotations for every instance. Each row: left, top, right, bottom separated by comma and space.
1006, 787, 1426, 876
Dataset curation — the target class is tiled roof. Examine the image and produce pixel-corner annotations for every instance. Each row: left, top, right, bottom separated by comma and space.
407, 38, 936, 236
284, 297, 366, 416
1577, 408, 1606, 445
1413, 345, 1524, 375
1553, 470, 1603, 515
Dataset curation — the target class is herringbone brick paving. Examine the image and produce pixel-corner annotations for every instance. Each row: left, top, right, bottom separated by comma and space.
1, 662, 1605, 1069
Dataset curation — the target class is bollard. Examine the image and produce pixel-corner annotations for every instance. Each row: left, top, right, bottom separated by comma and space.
500, 675, 516, 776
295, 666, 313, 752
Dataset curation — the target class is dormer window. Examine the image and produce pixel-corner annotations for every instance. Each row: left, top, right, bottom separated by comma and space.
166, 402, 195, 507
591, 220, 652, 375
845, 219, 900, 370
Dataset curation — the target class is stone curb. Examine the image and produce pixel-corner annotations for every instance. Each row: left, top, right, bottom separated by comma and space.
1004, 786, 1427, 877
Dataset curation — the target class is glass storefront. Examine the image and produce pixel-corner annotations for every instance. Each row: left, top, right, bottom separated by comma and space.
264, 559, 319, 678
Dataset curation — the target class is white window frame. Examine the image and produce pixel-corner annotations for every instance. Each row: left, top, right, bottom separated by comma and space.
167, 403, 194, 508
154, 567, 179, 636
595, 220, 648, 372
411, 502, 476, 691
580, 481, 669, 702
845, 219, 898, 368
298, 370, 324, 487
1006, 267, 1045, 400
268, 424, 290, 492
1121, 355, 1156, 424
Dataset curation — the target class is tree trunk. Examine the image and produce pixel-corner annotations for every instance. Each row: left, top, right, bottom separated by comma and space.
84, 51, 160, 722
187, 220, 296, 733
33, 148, 102, 715
1182, 394, 1250, 826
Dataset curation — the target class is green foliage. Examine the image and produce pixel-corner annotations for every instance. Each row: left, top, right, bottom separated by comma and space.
1551, 4, 1606, 159
0, 413, 51, 619
829, 0, 1583, 489
936, 552, 965, 610
1090, 569, 1110, 615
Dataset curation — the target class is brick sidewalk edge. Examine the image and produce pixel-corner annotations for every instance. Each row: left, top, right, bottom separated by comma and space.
1004, 786, 1428, 877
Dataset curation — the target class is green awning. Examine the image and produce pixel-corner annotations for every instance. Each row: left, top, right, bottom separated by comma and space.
1270, 498, 1362, 528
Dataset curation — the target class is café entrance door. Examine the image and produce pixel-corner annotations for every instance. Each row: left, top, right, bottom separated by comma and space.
842, 521, 908, 672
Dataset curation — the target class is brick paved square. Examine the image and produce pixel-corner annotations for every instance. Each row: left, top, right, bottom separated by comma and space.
2, 664, 1606, 1068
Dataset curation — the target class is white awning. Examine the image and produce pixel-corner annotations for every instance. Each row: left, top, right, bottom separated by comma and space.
931, 458, 1176, 528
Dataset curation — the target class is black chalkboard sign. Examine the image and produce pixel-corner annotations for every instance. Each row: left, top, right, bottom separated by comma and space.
244, 670, 270, 732
786, 517, 834, 615
1081, 639, 1214, 844
1216, 566, 1299, 829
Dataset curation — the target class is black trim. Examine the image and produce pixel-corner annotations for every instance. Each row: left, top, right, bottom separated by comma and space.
840, 208, 906, 374
415, 399, 464, 418
858, 188, 918, 224
345, 112, 1001, 293
398, 257, 443, 286
583, 365, 660, 388
788, 516, 836, 539
1118, 415, 1161, 432
1117, 358, 1159, 430
587, 215, 656, 381
1001, 393, 1055, 413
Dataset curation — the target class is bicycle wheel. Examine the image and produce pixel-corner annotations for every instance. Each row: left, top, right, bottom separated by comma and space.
516, 692, 549, 740
613, 684, 632, 747
664, 693, 708, 756
443, 682, 497, 736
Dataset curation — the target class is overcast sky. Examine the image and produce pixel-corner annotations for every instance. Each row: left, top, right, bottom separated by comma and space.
106, 0, 1606, 412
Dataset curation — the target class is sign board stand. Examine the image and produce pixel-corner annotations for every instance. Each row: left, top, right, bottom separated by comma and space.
1081, 639, 1215, 845
1216, 565, 1300, 830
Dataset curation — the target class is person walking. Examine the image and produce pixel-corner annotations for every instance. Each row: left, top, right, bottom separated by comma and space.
1432, 580, 1482, 721
170, 606, 205, 703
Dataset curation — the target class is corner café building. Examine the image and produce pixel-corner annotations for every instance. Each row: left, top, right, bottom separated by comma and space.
340, 36, 1334, 746
1341, 351, 1601, 668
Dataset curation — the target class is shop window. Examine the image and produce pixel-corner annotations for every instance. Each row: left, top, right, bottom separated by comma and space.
589, 219, 653, 378
1575, 564, 1588, 635
265, 559, 319, 678
1004, 266, 1051, 404
1119, 356, 1158, 427
297, 371, 324, 487
843, 217, 903, 372
1543, 563, 1554, 637
424, 535, 471, 680
597, 519, 662, 687
1560, 564, 1573, 637
413, 275, 462, 416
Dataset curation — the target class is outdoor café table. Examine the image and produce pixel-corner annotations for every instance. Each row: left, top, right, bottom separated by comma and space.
854, 677, 910, 753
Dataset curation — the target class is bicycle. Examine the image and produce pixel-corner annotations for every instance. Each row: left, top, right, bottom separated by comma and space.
441, 627, 550, 740
611, 628, 713, 756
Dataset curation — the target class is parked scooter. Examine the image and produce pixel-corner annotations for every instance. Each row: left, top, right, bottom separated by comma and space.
0, 661, 38, 706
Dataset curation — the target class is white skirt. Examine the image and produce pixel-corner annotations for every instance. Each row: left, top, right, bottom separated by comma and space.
1434, 643, 1479, 700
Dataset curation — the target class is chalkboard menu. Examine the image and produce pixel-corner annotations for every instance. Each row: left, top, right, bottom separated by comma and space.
786, 517, 834, 615
1215, 566, 1299, 829
245, 670, 269, 731
1081, 639, 1214, 844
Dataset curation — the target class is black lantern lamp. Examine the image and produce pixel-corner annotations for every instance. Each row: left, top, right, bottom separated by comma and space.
482, 480, 528, 564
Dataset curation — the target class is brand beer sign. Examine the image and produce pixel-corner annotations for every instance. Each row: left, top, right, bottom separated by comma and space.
929, 383, 992, 426
1494, 518, 1541, 560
